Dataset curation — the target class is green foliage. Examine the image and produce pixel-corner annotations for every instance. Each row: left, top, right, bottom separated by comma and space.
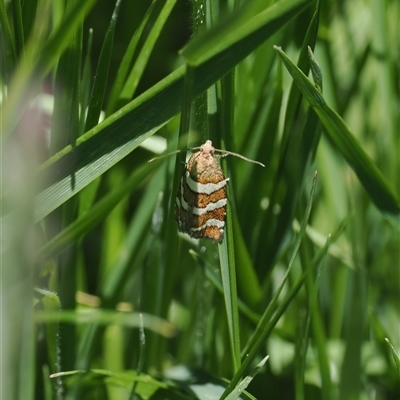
1, 0, 399, 399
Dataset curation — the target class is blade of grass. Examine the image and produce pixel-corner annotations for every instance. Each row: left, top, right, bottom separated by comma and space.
218, 71, 241, 372
0, 0, 17, 67
11, 0, 25, 56
119, 0, 177, 102
220, 171, 318, 400
189, 250, 261, 324
106, 0, 158, 114
34, 309, 175, 336
385, 338, 400, 374
182, 0, 309, 67
36, 159, 162, 261
1, 0, 96, 139
274, 46, 400, 215
232, 213, 263, 308
84, 0, 122, 132
38, 0, 96, 75
34, 288, 62, 375
21, 0, 38, 42
225, 356, 269, 400
254, 3, 321, 274
79, 28, 93, 136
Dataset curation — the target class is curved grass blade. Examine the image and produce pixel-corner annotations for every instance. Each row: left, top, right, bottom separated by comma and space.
274, 46, 400, 215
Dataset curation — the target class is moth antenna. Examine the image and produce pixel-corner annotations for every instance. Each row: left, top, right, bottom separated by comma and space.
214, 149, 265, 167
148, 149, 182, 163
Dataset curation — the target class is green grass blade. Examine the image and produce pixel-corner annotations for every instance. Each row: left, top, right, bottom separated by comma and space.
274, 46, 400, 215
1, 0, 95, 140
218, 71, 241, 372
190, 250, 261, 324
280, 0, 320, 147
21, 0, 38, 43
38, 0, 96, 74
100, 165, 166, 304
34, 288, 62, 374
36, 159, 161, 261
225, 356, 269, 400
219, 208, 241, 372
79, 28, 93, 136
106, 0, 158, 114
0, 0, 17, 67
232, 214, 263, 308
339, 268, 367, 399
11, 0, 25, 56
119, 0, 177, 102
182, 0, 310, 66
34, 309, 175, 335
221, 172, 318, 400
295, 233, 331, 400
385, 338, 400, 374
84, 0, 122, 132
50, 0, 82, 153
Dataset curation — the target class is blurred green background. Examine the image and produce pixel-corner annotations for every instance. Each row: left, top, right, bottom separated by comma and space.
1, 0, 399, 399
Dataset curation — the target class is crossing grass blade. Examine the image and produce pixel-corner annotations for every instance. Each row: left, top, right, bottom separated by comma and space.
274, 46, 400, 216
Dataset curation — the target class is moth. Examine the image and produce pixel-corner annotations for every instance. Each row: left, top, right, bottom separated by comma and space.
174, 140, 264, 243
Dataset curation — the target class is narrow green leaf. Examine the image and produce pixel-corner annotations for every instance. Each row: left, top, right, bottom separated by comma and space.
84, 0, 122, 132
21, 0, 38, 42
100, 165, 166, 304
119, 0, 177, 102
219, 71, 241, 372
1, 0, 96, 140
274, 46, 400, 215
79, 28, 93, 136
36, 159, 161, 261
182, 0, 309, 66
11, 0, 25, 56
190, 250, 261, 324
34, 309, 175, 336
106, 0, 158, 114
50, 0, 82, 154
232, 214, 263, 308
385, 338, 400, 374
38, 0, 96, 74
225, 356, 269, 400
34, 288, 61, 374
220, 172, 318, 400
0, 0, 17, 66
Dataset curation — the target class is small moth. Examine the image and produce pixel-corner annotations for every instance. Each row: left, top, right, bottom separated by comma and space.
174, 140, 264, 243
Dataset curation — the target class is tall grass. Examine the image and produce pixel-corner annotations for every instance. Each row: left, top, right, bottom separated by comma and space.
1, 0, 399, 399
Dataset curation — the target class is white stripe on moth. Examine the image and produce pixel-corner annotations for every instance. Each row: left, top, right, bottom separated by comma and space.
179, 194, 227, 215
190, 218, 225, 232
185, 171, 229, 194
